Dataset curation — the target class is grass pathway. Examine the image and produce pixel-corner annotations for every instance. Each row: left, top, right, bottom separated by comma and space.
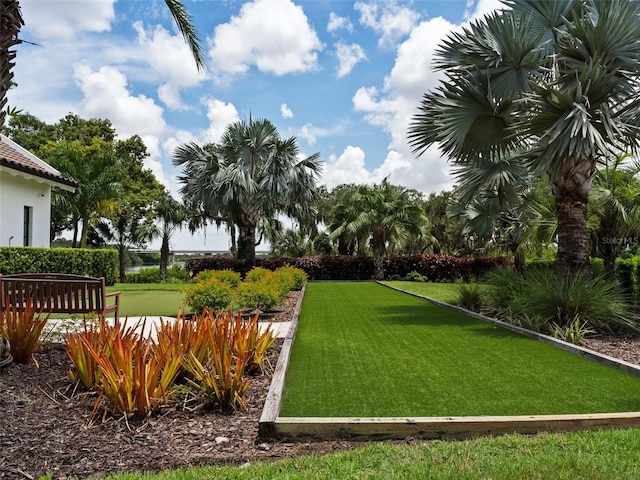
280, 282, 640, 417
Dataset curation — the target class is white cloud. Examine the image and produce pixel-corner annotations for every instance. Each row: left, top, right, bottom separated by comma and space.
297, 123, 333, 148
203, 98, 240, 144
73, 64, 166, 139
209, 0, 324, 76
349, 15, 464, 194
281, 103, 294, 119
355, 1, 421, 48
20, 0, 116, 39
321, 146, 374, 189
72, 63, 169, 187
133, 22, 203, 110
327, 12, 353, 34
465, 0, 504, 21
162, 130, 200, 169
163, 97, 239, 160
335, 42, 367, 78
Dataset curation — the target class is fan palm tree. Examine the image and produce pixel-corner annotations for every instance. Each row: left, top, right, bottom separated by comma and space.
589, 154, 640, 276
329, 179, 431, 280
449, 153, 557, 272
408, 0, 640, 277
0, 0, 204, 129
173, 117, 322, 268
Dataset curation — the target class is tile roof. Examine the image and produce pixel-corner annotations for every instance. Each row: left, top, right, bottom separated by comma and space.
0, 135, 77, 189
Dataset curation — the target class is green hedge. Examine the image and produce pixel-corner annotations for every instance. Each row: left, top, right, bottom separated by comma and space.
0, 247, 118, 285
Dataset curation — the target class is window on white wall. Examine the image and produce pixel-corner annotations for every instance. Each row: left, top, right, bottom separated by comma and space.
23, 206, 32, 246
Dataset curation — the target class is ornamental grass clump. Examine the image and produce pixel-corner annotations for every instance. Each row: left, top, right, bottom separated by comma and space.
1, 297, 51, 366
457, 282, 483, 311
485, 267, 636, 336
232, 312, 275, 374
63, 306, 277, 419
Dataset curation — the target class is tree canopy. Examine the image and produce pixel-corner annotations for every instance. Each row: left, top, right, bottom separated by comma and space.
174, 117, 322, 268
408, 0, 640, 277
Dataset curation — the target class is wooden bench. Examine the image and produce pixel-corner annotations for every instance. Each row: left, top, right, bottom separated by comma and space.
0, 273, 120, 324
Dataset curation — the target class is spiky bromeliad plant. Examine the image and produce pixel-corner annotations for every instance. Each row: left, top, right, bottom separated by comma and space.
1, 297, 51, 366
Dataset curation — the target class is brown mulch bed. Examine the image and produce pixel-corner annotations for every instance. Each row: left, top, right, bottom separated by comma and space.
1, 290, 640, 479
0, 291, 362, 479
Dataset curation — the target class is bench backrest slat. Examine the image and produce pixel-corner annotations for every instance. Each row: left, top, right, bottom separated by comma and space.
0, 274, 110, 315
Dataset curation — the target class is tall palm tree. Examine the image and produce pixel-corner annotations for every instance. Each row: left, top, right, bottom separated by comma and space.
49, 145, 122, 249
328, 184, 373, 256
329, 179, 431, 280
0, 0, 204, 129
174, 117, 322, 268
151, 191, 188, 282
408, 0, 640, 277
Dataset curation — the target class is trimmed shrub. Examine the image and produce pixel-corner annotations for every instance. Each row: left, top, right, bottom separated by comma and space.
186, 254, 512, 282
244, 267, 272, 283
194, 269, 242, 288
616, 257, 637, 300
276, 265, 307, 290
235, 280, 284, 312
183, 279, 234, 314
125, 266, 160, 284
403, 270, 426, 282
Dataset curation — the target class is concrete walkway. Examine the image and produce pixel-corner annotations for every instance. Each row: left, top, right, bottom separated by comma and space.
47, 316, 292, 341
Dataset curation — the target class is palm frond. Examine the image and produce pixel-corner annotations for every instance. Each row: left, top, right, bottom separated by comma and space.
163, 0, 206, 72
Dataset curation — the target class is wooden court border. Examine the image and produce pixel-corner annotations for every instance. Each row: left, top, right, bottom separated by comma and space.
259, 282, 640, 440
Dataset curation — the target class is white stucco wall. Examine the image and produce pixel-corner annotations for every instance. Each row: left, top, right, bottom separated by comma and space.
0, 171, 52, 248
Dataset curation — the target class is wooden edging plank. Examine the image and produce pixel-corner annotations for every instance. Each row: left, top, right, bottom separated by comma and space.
259, 286, 305, 438
259, 281, 640, 441
272, 413, 640, 441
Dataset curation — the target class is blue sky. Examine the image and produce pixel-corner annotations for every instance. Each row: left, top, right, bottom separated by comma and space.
10, 0, 501, 250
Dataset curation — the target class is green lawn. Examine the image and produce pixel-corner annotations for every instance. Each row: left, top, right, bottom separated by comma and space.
280, 282, 640, 417
106, 283, 191, 317
383, 280, 488, 304
101, 428, 640, 479
385, 280, 461, 303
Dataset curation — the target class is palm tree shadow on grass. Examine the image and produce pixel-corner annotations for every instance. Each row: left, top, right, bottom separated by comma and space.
374, 304, 529, 341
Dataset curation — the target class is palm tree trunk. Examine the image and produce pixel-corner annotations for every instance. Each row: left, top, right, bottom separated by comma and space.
160, 232, 170, 282
239, 218, 257, 269
80, 218, 89, 249
513, 247, 526, 275
371, 233, 386, 280
0, 1, 24, 129
229, 224, 237, 258
118, 244, 127, 283
372, 253, 385, 280
598, 221, 619, 278
551, 156, 595, 277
